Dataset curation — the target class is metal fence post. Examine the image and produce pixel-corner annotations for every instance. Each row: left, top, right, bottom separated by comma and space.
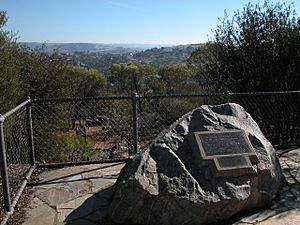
26, 97, 35, 166
132, 92, 139, 155
225, 91, 231, 103
0, 115, 12, 212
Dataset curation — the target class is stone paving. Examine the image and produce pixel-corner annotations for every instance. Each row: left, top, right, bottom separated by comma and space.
234, 148, 300, 225
21, 162, 125, 225
20, 148, 300, 225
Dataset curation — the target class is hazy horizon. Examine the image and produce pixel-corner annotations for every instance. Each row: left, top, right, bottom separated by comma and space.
2, 0, 300, 45
18, 41, 177, 46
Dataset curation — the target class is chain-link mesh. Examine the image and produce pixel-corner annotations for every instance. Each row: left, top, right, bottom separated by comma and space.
137, 95, 228, 148
32, 98, 133, 163
138, 93, 300, 148
27, 92, 300, 164
1, 92, 300, 214
0, 105, 31, 211
230, 93, 300, 146
0, 91, 299, 218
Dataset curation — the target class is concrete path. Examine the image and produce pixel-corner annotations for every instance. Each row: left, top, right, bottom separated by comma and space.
21, 149, 300, 225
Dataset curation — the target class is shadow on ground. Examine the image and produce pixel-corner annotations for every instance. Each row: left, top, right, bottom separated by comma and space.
64, 186, 115, 225
18, 149, 300, 225
65, 149, 300, 225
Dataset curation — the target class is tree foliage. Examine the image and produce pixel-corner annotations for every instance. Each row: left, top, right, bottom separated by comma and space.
0, 11, 23, 113
189, 1, 300, 92
152, 64, 199, 93
17, 48, 71, 98
17, 47, 108, 99
62, 65, 107, 97
109, 61, 156, 94
0, 10, 109, 113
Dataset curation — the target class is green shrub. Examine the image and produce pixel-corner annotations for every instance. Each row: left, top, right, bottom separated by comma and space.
54, 133, 93, 162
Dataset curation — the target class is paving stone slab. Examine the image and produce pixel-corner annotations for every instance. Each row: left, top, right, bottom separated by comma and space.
258, 209, 300, 225
233, 222, 254, 225
39, 167, 87, 182
64, 195, 109, 222
57, 208, 74, 223
64, 174, 83, 182
37, 187, 75, 207
235, 149, 300, 224
36, 180, 92, 207
90, 178, 116, 193
55, 189, 113, 223
20, 153, 299, 225
279, 154, 300, 185
83, 163, 125, 178
57, 194, 92, 212
20, 164, 123, 225
22, 198, 56, 225
55, 218, 99, 225
66, 180, 92, 196
239, 209, 278, 224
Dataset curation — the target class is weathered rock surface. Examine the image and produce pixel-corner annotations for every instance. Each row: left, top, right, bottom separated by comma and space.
109, 103, 284, 225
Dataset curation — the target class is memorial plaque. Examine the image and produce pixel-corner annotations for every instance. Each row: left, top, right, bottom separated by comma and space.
188, 130, 259, 177
198, 132, 253, 156
216, 155, 249, 169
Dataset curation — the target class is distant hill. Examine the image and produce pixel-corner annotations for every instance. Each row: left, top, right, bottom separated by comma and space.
19, 42, 172, 54
133, 44, 202, 68
19, 42, 202, 73
66, 51, 131, 74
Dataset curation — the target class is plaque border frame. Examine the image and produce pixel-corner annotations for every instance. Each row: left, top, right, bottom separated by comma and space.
193, 130, 258, 163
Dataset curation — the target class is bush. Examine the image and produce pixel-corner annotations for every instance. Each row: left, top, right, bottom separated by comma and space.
54, 133, 93, 162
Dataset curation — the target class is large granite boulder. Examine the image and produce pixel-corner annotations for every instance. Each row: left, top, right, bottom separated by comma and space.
109, 103, 284, 225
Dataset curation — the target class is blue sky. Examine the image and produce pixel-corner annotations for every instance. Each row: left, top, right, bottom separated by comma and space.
1, 0, 299, 45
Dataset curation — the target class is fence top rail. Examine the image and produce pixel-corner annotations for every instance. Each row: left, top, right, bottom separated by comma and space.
140, 92, 228, 99
27, 90, 300, 104
0, 98, 30, 122
229, 90, 300, 96
140, 90, 300, 99
32, 95, 132, 103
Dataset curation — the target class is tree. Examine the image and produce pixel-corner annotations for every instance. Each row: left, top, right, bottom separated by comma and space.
0, 11, 23, 113
16, 46, 108, 99
17, 48, 72, 99
155, 63, 198, 93
62, 65, 107, 97
109, 61, 156, 95
189, 1, 300, 92
189, 1, 300, 145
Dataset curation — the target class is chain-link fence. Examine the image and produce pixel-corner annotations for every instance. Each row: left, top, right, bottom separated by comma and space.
137, 92, 300, 147
30, 92, 300, 166
137, 94, 228, 148
29, 92, 300, 163
1, 91, 300, 216
0, 99, 34, 214
230, 92, 300, 146
31, 96, 133, 164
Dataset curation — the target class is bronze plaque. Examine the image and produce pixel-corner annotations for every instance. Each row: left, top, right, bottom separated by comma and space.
197, 130, 253, 157
216, 155, 249, 169
188, 130, 259, 177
